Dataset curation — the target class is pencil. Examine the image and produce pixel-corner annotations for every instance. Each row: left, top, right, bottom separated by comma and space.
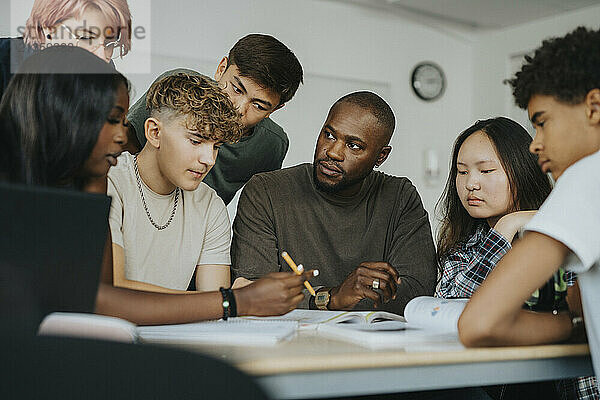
281, 251, 316, 296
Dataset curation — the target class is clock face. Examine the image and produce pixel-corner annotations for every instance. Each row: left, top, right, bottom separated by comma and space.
411, 63, 445, 101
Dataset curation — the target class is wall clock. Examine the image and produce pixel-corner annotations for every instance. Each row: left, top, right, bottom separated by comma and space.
411, 62, 446, 101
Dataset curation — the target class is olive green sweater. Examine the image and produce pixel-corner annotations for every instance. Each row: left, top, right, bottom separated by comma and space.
231, 163, 438, 314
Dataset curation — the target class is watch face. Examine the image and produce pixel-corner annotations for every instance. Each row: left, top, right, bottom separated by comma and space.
315, 290, 330, 309
316, 293, 328, 302
411, 62, 445, 101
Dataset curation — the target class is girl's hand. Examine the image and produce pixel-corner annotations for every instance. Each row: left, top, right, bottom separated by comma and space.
234, 270, 317, 316
494, 210, 537, 241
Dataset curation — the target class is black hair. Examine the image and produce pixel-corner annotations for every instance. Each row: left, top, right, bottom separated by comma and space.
332, 91, 395, 144
0, 46, 129, 189
227, 34, 303, 106
436, 117, 552, 261
507, 26, 600, 109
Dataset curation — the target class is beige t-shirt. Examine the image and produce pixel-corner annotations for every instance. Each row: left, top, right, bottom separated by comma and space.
107, 152, 231, 290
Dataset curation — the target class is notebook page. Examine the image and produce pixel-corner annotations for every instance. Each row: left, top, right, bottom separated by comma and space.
243, 309, 348, 324
316, 323, 461, 349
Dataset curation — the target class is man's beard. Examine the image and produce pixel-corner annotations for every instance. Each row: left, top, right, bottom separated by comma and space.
313, 158, 376, 195
312, 160, 351, 194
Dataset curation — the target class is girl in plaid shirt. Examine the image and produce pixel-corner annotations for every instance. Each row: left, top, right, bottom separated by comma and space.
435, 117, 574, 305
435, 117, 596, 399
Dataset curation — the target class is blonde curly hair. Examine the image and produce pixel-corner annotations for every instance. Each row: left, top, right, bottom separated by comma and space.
146, 73, 243, 143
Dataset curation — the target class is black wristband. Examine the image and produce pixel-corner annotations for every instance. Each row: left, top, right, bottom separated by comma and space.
228, 288, 237, 318
219, 287, 237, 320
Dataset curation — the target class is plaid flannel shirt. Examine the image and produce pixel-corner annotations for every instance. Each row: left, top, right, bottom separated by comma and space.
435, 223, 576, 298
576, 376, 599, 400
436, 224, 512, 298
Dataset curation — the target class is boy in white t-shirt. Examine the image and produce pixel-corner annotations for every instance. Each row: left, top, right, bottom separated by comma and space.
108, 72, 241, 292
104, 73, 317, 324
458, 27, 599, 394
108, 73, 241, 293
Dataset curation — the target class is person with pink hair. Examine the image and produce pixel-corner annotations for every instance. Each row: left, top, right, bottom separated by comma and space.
1, 0, 132, 99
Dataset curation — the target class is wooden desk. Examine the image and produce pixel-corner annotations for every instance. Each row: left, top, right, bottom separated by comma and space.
141, 332, 593, 399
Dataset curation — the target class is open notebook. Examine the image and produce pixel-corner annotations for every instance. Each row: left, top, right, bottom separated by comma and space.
38, 313, 298, 346
243, 309, 407, 331
315, 297, 468, 349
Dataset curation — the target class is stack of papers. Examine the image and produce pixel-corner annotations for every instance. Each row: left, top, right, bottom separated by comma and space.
137, 319, 299, 346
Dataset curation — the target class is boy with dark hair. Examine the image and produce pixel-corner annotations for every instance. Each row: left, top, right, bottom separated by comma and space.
459, 27, 600, 395
126, 34, 303, 204
226, 33, 303, 108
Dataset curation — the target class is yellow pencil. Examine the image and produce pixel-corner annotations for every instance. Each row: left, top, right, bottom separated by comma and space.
281, 251, 316, 296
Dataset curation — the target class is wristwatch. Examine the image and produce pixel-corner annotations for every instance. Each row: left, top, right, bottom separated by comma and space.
315, 288, 332, 310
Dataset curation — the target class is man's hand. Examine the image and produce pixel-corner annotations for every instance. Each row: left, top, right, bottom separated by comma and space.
329, 262, 400, 310
235, 270, 316, 316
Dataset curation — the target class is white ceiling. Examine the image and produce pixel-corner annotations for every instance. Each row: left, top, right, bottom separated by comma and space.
323, 0, 600, 30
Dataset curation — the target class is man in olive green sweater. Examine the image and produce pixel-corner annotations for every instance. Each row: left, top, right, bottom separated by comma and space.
232, 92, 438, 314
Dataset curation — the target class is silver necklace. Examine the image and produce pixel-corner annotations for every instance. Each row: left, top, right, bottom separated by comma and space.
133, 155, 179, 231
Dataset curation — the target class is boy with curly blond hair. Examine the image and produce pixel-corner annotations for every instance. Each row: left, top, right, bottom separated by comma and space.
108, 72, 244, 293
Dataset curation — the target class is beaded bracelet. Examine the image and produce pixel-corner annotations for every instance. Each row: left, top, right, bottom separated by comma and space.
219, 287, 237, 321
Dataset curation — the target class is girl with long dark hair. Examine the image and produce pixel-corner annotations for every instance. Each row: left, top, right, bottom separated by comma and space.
0, 43, 129, 189
435, 117, 572, 309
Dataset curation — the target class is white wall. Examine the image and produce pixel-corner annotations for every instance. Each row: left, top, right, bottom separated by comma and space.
472, 4, 600, 133
2, 0, 475, 232
4, 0, 600, 236
115, 0, 474, 228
